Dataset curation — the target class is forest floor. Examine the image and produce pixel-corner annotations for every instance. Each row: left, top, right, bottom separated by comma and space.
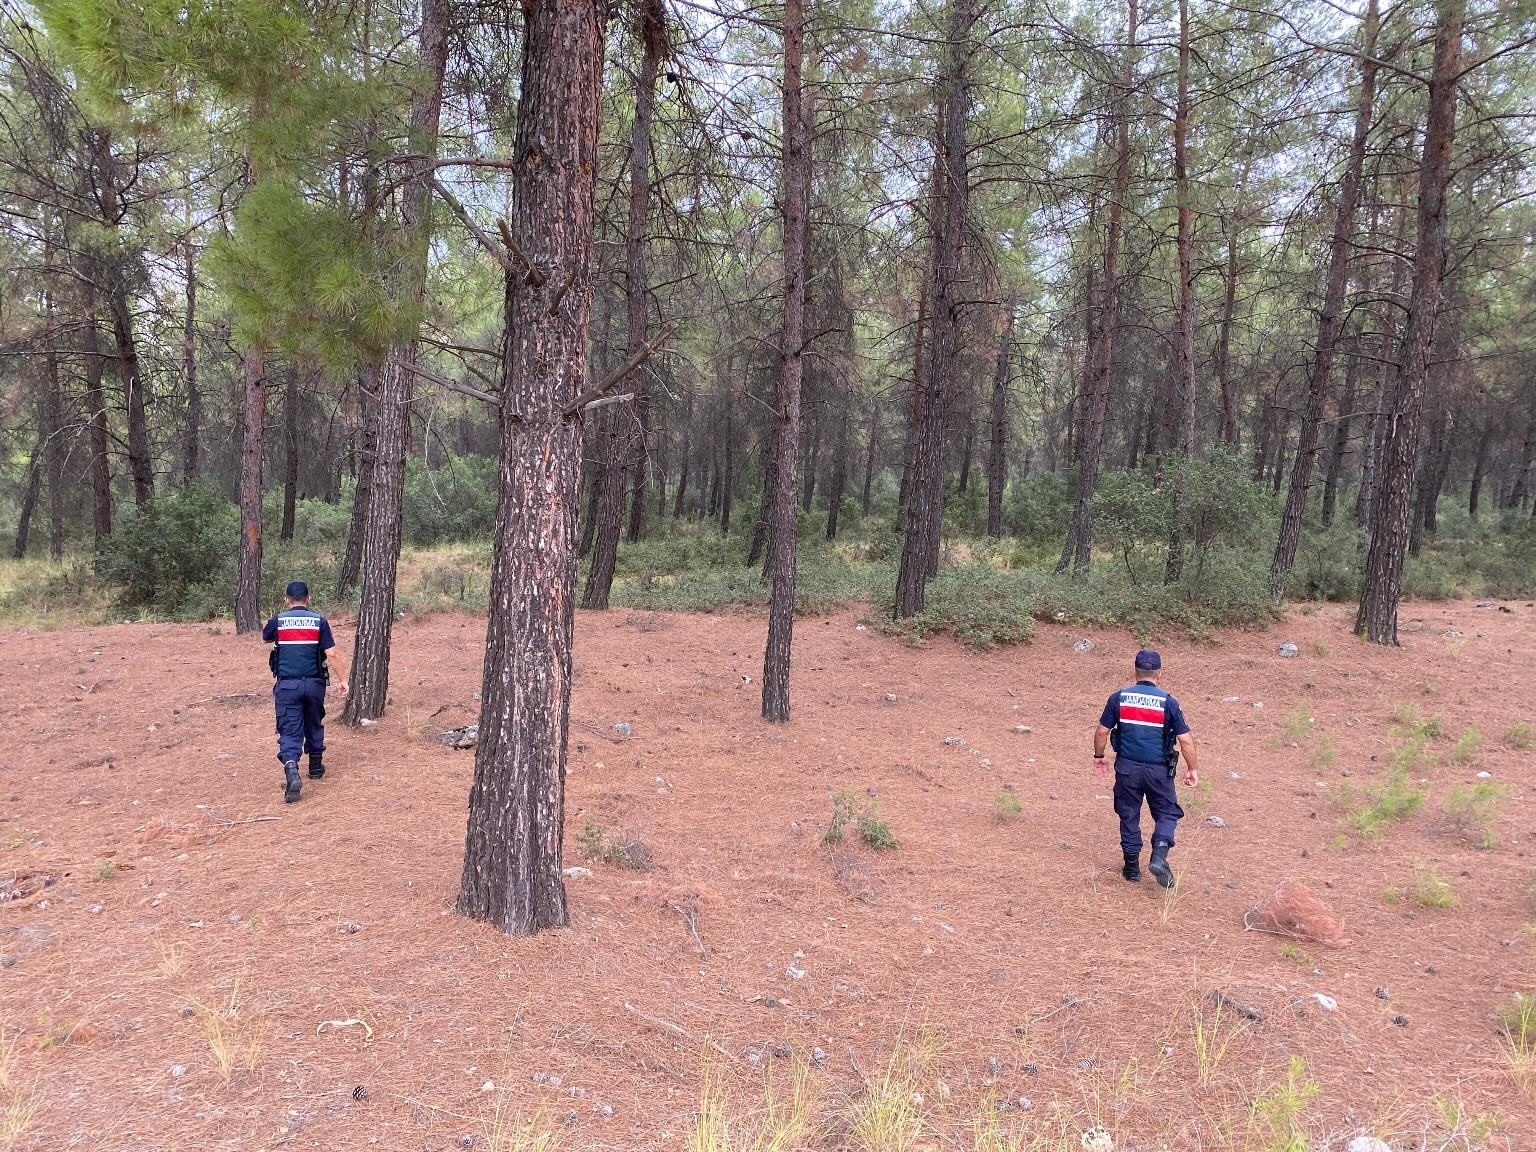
0, 599, 1533, 1151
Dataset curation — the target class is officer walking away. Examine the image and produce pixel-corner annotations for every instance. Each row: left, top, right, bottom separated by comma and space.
262, 581, 349, 804
1093, 649, 1199, 888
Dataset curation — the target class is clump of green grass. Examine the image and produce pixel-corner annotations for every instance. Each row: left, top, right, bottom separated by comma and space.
1500, 994, 1536, 1096
1282, 704, 1315, 743
992, 790, 1022, 823
1449, 727, 1481, 764
1443, 781, 1507, 848
1413, 865, 1455, 909
574, 820, 652, 870
1280, 944, 1312, 967
1307, 733, 1335, 772
1340, 762, 1428, 839
1245, 1055, 1318, 1152
1503, 722, 1533, 750
1382, 886, 1402, 905
93, 860, 116, 882
824, 790, 899, 850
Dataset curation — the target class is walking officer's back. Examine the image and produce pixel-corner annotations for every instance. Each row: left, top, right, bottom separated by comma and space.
1092, 650, 1200, 887
262, 581, 349, 804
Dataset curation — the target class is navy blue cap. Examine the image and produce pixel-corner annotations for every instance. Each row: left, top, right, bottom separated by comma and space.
285, 580, 310, 599
1134, 649, 1162, 670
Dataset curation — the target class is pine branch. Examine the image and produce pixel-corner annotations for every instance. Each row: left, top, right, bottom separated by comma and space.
428, 177, 527, 281
562, 325, 675, 419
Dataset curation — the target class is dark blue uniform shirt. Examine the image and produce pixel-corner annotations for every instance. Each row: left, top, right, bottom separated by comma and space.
262, 607, 335, 680
1100, 681, 1190, 765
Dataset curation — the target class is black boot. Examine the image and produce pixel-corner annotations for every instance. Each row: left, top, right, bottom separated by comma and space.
283, 761, 302, 804
308, 753, 324, 780
1148, 841, 1175, 888
1122, 852, 1141, 882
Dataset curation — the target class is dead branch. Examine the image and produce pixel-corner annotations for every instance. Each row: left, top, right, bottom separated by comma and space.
496, 218, 545, 286
407, 361, 501, 408
562, 325, 676, 418
669, 901, 706, 956
548, 265, 577, 317
429, 177, 525, 280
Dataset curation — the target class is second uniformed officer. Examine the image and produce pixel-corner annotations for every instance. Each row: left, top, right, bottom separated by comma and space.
1092, 650, 1199, 888
261, 581, 349, 803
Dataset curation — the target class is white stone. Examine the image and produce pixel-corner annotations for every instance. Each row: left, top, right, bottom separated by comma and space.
1347, 1138, 1391, 1152
1311, 993, 1338, 1011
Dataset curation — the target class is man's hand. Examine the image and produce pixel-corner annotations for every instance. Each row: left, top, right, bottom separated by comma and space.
1093, 756, 1108, 779
1183, 766, 1198, 788
336, 680, 350, 700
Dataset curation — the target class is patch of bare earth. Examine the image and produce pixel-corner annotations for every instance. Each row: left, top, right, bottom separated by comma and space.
0, 600, 1533, 1149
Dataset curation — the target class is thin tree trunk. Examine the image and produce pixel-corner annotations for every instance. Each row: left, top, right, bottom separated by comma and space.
234, 344, 266, 633
861, 403, 878, 517
458, 0, 607, 935
1355, 201, 1411, 533
182, 237, 200, 483
896, 272, 930, 523
1468, 411, 1493, 518
1320, 342, 1358, 527
338, 366, 378, 595
893, 0, 971, 617
1271, 0, 1378, 593
13, 424, 44, 559
79, 279, 111, 543
1357, 0, 1462, 644
280, 368, 300, 541
721, 399, 734, 536
986, 300, 1014, 538
587, 0, 663, 602
346, 0, 451, 719
1164, 0, 1197, 585
825, 375, 851, 541
762, 0, 808, 721
1057, 0, 1135, 575
1215, 223, 1240, 444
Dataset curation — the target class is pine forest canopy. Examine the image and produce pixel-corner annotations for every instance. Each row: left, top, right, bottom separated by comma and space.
0, 0, 1534, 930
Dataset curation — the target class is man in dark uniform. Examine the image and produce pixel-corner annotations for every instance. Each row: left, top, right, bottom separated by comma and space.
1093, 649, 1199, 888
262, 581, 349, 803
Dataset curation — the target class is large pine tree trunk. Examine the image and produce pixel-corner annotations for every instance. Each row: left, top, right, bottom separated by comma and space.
1354, 200, 1411, 533
346, 0, 451, 721
893, 0, 971, 618
1270, 0, 1377, 593
762, 0, 808, 721
1214, 224, 1240, 444
1164, 0, 1197, 585
1357, 0, 1462, 645
1057, 0, 1135, 575
586, 0, 663, 603
896, 273, 929, 522
986, 301, 1013, 538
458, 0, 608, 935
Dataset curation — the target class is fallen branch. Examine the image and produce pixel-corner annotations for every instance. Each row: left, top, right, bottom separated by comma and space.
209, 815, 283, 828
1209, 989, 1264, 1022
1030, 993, 1090, 1024
622, 1001, 731, 1059
669, 901, 706, 956
316, 1017, 374, 1045
562, 325, 676, 418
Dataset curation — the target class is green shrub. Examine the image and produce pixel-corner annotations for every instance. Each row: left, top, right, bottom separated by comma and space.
993, 790, 1022, 822
1504, 723, 1533, 750
402, 454, 499, 545
95, 482, 239, 615
1413, 865, 1455, 909
1443, 781, 1507, 848
1340, 761, 1428, 839
1449, 727, 1481, 764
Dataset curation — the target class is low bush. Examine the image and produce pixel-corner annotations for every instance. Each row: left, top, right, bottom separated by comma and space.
95, 482, 238, 615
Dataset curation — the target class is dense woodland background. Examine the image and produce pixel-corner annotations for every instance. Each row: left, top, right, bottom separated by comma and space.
0, 0, 1533, 636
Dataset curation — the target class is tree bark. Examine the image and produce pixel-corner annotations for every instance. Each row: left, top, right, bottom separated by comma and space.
1270, 0, 1377, 593
762, 0, 809, 721
346, 0, 451, 721
893, 0, 971, 618
1357, 0, 1462, 645
13, 424, 44, 560
1355, 197, 1411, 533
458, 0, 608, 935
861, 403, 878, 517
1468, 411, 1494, 518
825, 374, 851, 541
586, 0, 663, 602
721, 397, 734, 535
1057, 0, 1135, 575
986, 300, 1014, 538
1214, 223, 1239, 444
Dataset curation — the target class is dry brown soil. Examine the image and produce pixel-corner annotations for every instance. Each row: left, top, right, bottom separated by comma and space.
1, 600, 1534, 1151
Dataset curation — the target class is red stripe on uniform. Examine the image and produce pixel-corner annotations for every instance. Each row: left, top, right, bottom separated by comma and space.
277, 628, 321, 643
1120, 704, 1165, 725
